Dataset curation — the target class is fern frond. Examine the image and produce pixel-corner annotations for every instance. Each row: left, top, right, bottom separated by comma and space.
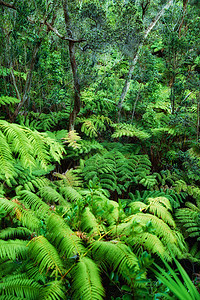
28, 236, 64, 277
63, 130, 81, 149
39, 186, 66, 205
0, 96, 20, 106
53, 169, 82, 187
81, 207, 105, 236
18, 190, 50, 217
146, 197, 175, 227
0, 121, 34, 168
0, 278, 41, 299
0, 197, 40, 231
111, 123, 150, 140
0, 227, 32, 240
70, 256, 104, 300
0, 240, 28, 260
60, 186, 82, 202
47, 214, 85, 258
0, 132, 15, 180
40, 280, 66, 300
92, 241, 140, 285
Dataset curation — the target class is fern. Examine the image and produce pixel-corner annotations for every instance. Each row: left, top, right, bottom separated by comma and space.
0, 197, 41, 232
28, 236, 64, 277
0, 96, 20, 106
176, 202, 200, 240
47, 214, 85, 258
62, 130, 82, 149
111, 123, 150, 140
0, 227, 32, 240
39, 280, 66, 300
91, 241, 140, 286
0, 240, 28, 260
0, 121, 64, 181
78, 115, 112, 138
70, 256, 104, 300
80, 207, 106, 236
0, 278, 41, 299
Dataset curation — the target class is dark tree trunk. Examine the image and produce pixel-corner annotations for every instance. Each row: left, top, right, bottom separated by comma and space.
63, 0, 81, 131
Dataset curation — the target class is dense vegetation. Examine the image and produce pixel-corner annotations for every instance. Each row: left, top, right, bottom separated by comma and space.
0, 0, 200, 299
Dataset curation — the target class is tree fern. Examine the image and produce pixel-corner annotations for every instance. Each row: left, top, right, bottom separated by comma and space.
0, 197, 40, 232
91, 241, 140, 287
0, 227, 32, 240
70, 256, 104, 300
0, 278, 41, 299
28, 236, 64, 278
111, 123, 150, 140
0, 240, 28, 260
47, 214, 85, 258
39, 280, 66, 300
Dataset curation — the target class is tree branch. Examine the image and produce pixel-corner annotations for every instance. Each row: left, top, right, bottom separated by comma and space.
44, 21, 85, 43
117, 0, 173, 121
0, 0, 16, 9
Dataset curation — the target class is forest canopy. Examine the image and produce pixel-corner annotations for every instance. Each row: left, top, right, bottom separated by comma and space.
0, 0, 200, 299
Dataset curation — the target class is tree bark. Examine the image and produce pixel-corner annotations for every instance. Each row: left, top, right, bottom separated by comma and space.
12, 40, 42, 118
178, 0, 189, 37
117, 0, 173, 121
63, 0, 81, 131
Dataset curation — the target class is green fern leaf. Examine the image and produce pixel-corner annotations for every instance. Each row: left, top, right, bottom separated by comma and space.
28, 236, 64, 277
47, 214, 85, 258
40, 280, 66, 300
70, 256, 104, 300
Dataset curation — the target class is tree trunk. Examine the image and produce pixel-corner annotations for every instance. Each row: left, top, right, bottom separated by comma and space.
117, 0, 173, 121
63, 0, 81, 131
12, 40, 42, 119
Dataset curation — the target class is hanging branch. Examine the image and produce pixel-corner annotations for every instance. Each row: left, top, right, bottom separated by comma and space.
117, 0, 173, 121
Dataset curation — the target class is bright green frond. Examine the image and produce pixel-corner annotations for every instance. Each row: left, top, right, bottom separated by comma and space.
40, 280, 66, 300
47, 214, 85, 258
92, 241, 140, 285
81, 207, 105, 236
0, 197, 40, 231
0, 121, 34, 168
60, 186, 82, 202
18, 190, 50, 217
70, 256, 104, 300
0, 132, 15, 180
39, 186, 66, 205
28, 236, 64, 277
0, 227, 32, 240
0, 278, 41, 299
0, 240, 28, 260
